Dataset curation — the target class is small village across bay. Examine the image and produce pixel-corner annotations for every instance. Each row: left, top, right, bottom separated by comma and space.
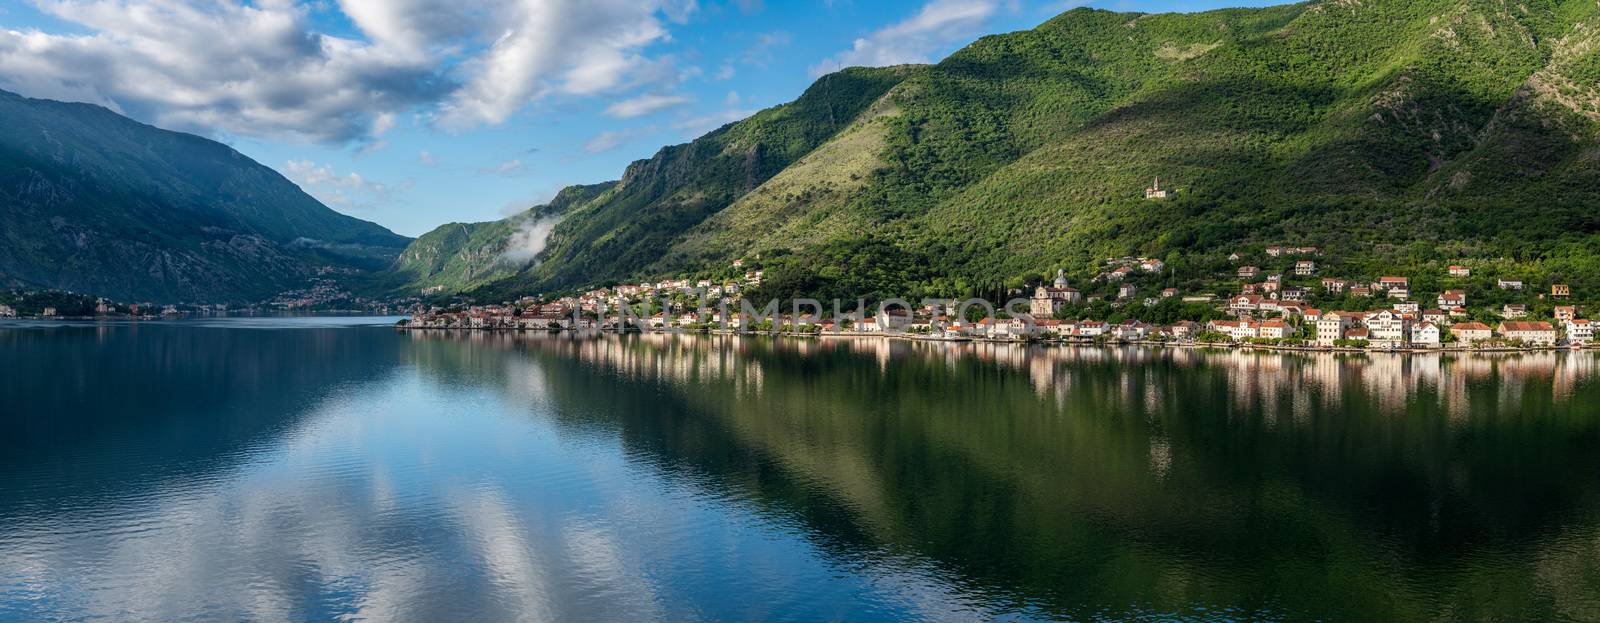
403, 242, 1595, 352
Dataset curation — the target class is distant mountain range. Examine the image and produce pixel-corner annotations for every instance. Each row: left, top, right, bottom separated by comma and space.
397, 0, 1600, 302
0, 89, 409, 303
6, 0, 1600, 305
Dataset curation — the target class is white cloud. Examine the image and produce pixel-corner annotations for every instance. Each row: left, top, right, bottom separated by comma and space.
0, 0, 448, 143
286, 159, 370, 189
354, 140, 388, 157
603, 93, 692, 118
738, 31, 792, 67
809, 0, 1001, 76
436, 0, 686, 129
502, 215, 563, 263
418, 150, 437, 165
584, 127, 657, 153
659, 0, 699, 24
371, 111, 398, 136
479, 158, 531, 176
0, 0, 697, 143
283, 158, 398, 209
336, 0, 491, 53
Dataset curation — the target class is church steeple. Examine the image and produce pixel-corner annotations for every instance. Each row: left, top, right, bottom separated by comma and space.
1145, 176, 1172, 200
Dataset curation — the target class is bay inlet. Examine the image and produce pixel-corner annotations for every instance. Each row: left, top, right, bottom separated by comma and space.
3, 319, 1599, 621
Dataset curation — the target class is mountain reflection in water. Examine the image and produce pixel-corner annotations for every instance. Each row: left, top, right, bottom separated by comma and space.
3, 323, 1599, 622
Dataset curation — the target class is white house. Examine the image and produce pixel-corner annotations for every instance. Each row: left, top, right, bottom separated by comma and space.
1413, 322, 1442, 347
1567, 319, 1594, 345
1230, 295, 1263, 314
1112, 321, 1151, 341
1366, 310, 1411, 348
1378, 276, 1409, 291
1211, 320, 1258, 340
1316, 313, 1356, 347
981, 318, 1032, 339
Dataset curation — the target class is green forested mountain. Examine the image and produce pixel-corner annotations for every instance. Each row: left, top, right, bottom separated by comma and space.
425, 0, 1600, 302
0, 89, 411, 303
392, 182, 615, 292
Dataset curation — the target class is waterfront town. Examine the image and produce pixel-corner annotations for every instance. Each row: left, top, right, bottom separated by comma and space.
403, 245, 1597, 351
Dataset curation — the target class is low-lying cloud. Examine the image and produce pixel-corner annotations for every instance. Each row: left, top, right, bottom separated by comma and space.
503, 215, 563, 264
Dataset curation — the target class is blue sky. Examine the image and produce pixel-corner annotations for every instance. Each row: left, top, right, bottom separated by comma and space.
0, 0, 1281, 237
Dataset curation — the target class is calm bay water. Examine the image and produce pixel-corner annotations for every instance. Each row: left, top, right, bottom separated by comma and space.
3, 319, 1600, 621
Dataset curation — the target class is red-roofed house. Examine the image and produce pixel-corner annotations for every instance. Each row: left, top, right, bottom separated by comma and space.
1451, 322, 1493, 345
1499, 321, 1556, 346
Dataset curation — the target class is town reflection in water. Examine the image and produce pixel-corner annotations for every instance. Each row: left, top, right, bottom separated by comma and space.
6, 322, 1600, 622
409, 331, 1600, 621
